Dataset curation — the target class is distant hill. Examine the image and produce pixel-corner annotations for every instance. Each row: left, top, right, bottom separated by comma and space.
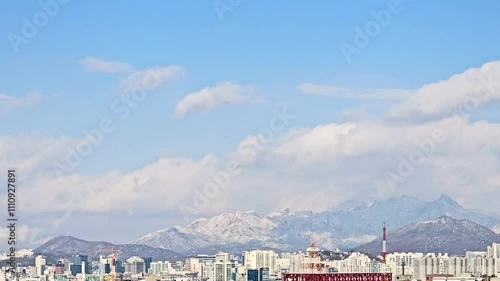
34, 236, 183, 263
354, 216, 500, 255
134, 194, 500, 254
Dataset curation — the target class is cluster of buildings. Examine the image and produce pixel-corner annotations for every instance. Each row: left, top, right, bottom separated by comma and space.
1, 243, 500, 281
383, 243, 500, 280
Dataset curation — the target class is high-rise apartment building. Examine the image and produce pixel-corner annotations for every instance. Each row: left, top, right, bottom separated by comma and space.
35, 255, 46, 277
243, 250, 277, 276
214, 253, 232, 281
150, 261, 172, 276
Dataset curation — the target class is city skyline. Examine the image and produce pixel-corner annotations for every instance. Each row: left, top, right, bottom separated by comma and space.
8, 242, 500, 280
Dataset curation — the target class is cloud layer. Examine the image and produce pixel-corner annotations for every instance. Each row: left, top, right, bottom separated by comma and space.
80, 57, 135, 73
0, 91, 42, 115
174, 82, 258, 118
121, 65, 186, 94
4, 59, 500, 246
6, 117, 500, 223
389, 61, 500, 120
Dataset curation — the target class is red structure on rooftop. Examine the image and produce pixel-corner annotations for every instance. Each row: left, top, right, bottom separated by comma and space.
282, 273, 392, 281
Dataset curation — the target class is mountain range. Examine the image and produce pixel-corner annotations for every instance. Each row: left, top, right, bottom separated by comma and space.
133, 194, 500, 255
26, 194, 500, 260
355, 215, 500, 255
34, 236, 183, 263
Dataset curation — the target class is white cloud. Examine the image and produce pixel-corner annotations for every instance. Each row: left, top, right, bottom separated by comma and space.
0, 133, 75, 178
298, 83, 415, 100
80, 56, 135, 73
23, 154, 219, 214
3, 114, 500, 234
0, 132, 225, 237
5, 60, 500, 239
0, 91, 42, 115
246, 117, 500, 212
174, 82, 258, 118
271, 118, 483, 159
0, 225, 45, 250
389, 61, 500, 120
121, 65, 186, 94
79, 56, 185, 94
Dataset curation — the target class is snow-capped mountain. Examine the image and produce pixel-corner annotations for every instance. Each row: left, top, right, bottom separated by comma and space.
354, 216, 500, 255
134, 194, 500, 254
135, 211, 286, 255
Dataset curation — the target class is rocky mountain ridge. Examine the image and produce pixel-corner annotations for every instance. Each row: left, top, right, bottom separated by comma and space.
134, 194, 500, 254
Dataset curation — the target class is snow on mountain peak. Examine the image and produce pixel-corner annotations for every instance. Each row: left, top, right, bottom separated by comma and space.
355, 215, 500, 255
134, 194, 500, 255
192, 217, 208, 224
176, 210, 278, 244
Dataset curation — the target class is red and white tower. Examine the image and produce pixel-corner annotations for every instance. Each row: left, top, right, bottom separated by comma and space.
381, 223, 387, 263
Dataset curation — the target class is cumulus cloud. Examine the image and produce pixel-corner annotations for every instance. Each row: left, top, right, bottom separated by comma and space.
232, 117, 500, 213
79, 56, 186, 97
173, 82, 258, 118
0, 225, 45, 251
3, 115, 500, 235
79, 56, 185, 95
298, 83, 415, 100
0, 133, 76, 178
18, 120, 500, 208
0, 133, 217, 215
24, 155, 219, 214
6, 60, 500, 238
389, 61, 500, 120
0, 132, 263, 240
80, 56, 135, 73
0, 91, 42, 115
121, 65, 186, 94
0, 132, 224, 236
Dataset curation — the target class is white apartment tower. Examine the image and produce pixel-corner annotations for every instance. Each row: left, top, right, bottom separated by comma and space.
243, 250, 277, 275
280, 252, 305, 273
487, 243, 500, 258
35, 255, 46, 277
443, 256, 468, 276
214, 253, 232, 281
149, 261, 172, 275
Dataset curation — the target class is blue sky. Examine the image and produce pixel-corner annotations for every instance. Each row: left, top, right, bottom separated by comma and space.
2, 1, 500, 245
3, 0, 500, 172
